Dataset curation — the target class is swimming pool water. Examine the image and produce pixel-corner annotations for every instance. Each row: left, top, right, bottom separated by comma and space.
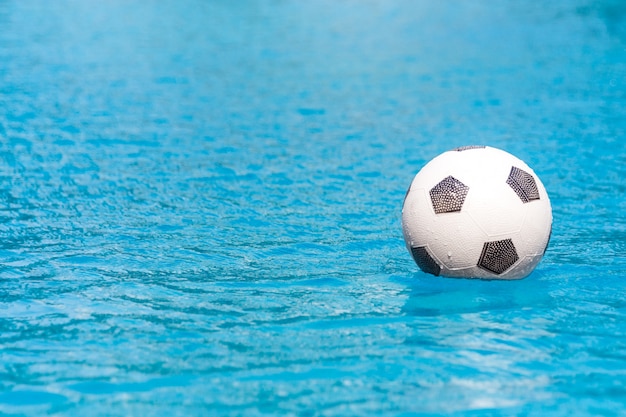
1, 0, 625, 415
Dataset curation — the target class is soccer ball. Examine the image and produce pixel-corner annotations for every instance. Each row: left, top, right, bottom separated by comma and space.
402, 145, 552, 280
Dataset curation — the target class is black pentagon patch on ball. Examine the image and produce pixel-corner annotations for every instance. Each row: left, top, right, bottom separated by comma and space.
452, 145, 486, 152
543, 225, 552, 256
429, 176, 469, 214
402, 185, 411, 207
506, 166, 540, 203
477, 239, 519, 275
410, 246, 441, 276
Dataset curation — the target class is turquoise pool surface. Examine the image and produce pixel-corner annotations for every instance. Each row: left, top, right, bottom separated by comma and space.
1, 1, 625, 415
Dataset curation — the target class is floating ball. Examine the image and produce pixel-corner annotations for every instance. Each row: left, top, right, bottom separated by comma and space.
402, 146, 552, 280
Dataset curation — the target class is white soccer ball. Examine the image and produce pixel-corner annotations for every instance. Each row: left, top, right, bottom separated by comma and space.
402, 145, 552, 280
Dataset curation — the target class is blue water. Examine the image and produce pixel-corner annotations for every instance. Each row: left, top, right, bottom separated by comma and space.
0, 0, 625, 415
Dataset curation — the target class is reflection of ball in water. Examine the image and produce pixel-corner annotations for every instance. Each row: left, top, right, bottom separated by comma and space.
402, 146, 552, 280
